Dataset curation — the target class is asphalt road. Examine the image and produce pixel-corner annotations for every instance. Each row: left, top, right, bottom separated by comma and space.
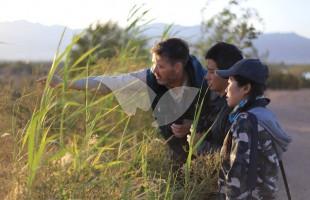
266, 90, 310, 200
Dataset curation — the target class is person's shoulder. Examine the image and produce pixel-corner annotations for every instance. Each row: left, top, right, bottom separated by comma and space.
234, 112, 256, 130
128, 68, 148, 82
236, 112, 251, 121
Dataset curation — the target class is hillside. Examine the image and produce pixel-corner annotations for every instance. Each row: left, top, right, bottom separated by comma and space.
1, 21, 310, 64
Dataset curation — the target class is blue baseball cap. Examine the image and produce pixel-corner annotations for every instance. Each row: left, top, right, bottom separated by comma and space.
216, 58, 269, 84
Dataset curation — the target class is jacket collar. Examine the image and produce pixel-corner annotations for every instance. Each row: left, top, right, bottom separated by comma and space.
229, 97, 270, 123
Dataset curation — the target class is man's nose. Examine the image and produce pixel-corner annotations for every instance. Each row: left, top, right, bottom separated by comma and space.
153, 65, 158, 74
225, 86, 228, 93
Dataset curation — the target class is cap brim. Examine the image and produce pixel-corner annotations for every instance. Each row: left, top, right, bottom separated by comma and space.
216, 68, 235, 79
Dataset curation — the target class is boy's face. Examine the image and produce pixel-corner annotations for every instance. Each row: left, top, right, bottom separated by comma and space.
204, 59, 228, 95
226, 76, 250, 107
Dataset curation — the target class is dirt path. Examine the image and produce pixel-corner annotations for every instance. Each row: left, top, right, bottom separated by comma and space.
266, 89, 310, 200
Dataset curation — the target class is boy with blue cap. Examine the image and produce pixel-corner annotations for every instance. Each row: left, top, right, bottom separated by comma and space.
216, 59, 291, 199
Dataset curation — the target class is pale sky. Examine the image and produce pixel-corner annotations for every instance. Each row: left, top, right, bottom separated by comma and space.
1, 0, 310, 38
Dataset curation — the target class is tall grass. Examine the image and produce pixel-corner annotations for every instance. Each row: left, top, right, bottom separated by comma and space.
1, 5, 220, 199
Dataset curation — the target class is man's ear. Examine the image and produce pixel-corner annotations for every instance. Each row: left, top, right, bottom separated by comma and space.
174, 62, 183, 74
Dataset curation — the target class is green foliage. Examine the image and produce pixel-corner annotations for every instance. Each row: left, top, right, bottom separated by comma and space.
267, 64, 310, 89
69, 6, 150, 67
8, 2, 310, 199
70, 22, 126, 64
195, 0, 262, 58
0, 29, 220, 198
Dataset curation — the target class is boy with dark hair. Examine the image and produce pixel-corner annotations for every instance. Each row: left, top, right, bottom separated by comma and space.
216, 58, 291, 199
197, 42, 243, 153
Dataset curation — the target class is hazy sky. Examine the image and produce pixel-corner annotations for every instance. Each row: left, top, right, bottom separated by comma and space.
1, 0, 309, 38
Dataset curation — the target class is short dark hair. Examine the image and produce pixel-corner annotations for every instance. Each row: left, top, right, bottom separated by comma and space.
205, 42, 243, 69
151, 38, 189, 66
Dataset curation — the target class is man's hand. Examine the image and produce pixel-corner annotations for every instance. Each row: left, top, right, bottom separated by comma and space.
171, 119, 192, 138
36, 75, 63, 88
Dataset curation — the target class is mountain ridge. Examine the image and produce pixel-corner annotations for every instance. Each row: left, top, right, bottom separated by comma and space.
1, 20, 309, 64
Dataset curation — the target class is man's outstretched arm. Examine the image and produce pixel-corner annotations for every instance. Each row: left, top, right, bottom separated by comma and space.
37, 69, 147, 96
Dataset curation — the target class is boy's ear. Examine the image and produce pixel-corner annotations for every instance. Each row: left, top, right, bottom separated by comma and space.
242, 83, 251, 95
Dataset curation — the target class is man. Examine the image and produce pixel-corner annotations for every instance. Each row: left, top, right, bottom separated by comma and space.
196, 42, 243, 153
38, 38, 207, 163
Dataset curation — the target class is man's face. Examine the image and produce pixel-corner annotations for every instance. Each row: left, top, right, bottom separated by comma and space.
151, 53, 179, 87
204, 59, 228, 95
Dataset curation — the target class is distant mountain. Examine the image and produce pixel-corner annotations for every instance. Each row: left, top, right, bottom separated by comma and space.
144, 23, 202, 43
145, 23, 310, 64
0, 20, 80, 61
253, 33, 310, 64
1, 21, 310, 64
